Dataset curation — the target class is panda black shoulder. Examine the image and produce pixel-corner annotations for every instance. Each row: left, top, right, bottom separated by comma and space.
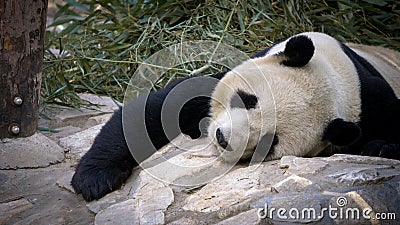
340, 42, 397, 104
339, 42, 399, 154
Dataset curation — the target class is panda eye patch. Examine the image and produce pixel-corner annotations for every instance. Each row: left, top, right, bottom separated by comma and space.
231, 89, 258, 110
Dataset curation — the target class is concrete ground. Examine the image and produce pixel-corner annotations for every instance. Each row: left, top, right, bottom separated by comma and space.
2, 94, 400, 225
0, 94, 117, 225
0, 162, 94, 225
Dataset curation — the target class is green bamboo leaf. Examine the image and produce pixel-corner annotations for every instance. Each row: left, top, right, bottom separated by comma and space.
54, 4, 76, 19
42, 0, 400, 108
49, 16, 85, 27
361, 0, 387, 6
102, 43, 133, 51
64, 0, 90, 11
237, 11, 245, 31
37, 126, 61, 133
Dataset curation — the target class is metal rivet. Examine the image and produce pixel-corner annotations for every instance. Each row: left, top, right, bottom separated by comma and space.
13, 96, 23, 105
10, 125, 21, 135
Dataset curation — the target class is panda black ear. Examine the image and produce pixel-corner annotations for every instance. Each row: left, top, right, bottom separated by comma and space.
281, 35, 315, 67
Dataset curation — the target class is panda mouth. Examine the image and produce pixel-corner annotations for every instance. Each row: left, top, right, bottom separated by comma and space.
216, 128, 236, 151
217, 132, 279, 158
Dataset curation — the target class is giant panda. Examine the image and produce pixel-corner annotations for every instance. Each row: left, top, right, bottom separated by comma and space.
71, 32, 400, 202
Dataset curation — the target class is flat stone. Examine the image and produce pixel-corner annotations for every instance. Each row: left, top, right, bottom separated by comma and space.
168, 217, 198, 225
279, 156, 297, 168
135, 169, 167, 191
141, 136, 218, 169
179, 155, 400, 223
0, 198, 34, 224
183, 165, 266, 213
59, 123, 105, 159
41, 126, 82, 141
95, 186, 174, 225
217, 208, 260, 225
280, 156, 328, 174
86, 189, 126, 214
94, 199, 138, 225
171, 136, 219, 158
140, 138, 228, 187
72, 142, 400, 225
87, 169, 165, 214
85, 114, 112, 128
54, 93, 118, 128
79, 93, 120, 111
56, 171, 75, 193
271, 174, 319, 193
0, 133, 64, 169
130, 171, 174, 224
328, 165, 396, 186
145, 153, 227, 187
326, 154, 400, 166
136, 186, 174, 224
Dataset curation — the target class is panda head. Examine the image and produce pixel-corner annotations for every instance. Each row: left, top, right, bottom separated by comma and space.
207, 33, 362, 163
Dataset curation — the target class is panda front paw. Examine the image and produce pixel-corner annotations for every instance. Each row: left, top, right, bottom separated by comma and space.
361, 140, 400, 160
71, 157, 133, 202
323, 118, 361, 146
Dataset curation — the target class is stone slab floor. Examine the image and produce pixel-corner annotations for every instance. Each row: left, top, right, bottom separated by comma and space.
1, 94, 400, 225
0, 94, 117, 224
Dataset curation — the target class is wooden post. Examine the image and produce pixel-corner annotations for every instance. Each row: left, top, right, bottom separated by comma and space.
0, 0, 47, 138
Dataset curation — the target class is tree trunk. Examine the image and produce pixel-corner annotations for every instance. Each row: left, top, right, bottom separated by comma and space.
0, 0, 47, 138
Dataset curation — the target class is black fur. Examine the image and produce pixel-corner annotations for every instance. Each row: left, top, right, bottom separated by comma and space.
71, 73, 225, 201
230, 89, 258, 110
253, 35, 315, 67
71, 109, 134, 201
361, 140, 400, 159
336, 43, 400, 158
216, 128, 228, 149
323, 118, 361, 146
282, 35, 315, 67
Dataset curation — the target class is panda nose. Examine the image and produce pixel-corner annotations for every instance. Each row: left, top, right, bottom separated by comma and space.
216, 128, 229, 149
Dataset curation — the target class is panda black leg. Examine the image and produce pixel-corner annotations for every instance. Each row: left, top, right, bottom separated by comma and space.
323, 118, 361, 146
71, 108, 137, 201
71, 73, 225, 202
361, 140, 400, 160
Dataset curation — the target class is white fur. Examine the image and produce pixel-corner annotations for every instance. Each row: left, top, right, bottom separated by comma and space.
208, 32, 362, 162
